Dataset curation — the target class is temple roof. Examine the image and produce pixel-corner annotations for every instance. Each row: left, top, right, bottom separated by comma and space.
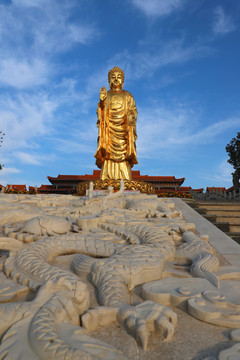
179, 187, 204, 193
6, 184, 27, 191
48, 170, 185, 185
206, 187, 227, 193
38, 184, 57, 190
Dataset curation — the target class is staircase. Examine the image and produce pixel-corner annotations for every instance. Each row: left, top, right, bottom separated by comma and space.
184, 200, 240, 244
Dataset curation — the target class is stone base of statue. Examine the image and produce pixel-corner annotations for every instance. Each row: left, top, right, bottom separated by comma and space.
76, 179, 155, 196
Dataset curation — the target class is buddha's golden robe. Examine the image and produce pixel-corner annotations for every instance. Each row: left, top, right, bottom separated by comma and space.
94, 90, 138, 180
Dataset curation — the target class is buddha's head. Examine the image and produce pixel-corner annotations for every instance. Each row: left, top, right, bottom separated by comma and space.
108, 67, 124, 90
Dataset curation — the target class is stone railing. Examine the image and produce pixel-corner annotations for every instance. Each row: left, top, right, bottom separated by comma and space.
190, 188, 240, 201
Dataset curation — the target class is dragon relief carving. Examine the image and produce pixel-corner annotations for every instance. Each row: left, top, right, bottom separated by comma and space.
0, 192, 239, 359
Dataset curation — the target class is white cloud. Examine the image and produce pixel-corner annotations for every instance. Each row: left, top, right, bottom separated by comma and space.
0, 58, 49, 89
171, 117, 240, 146
217, 160, 233, 182
109, 39, 213, 81
76, 37, 213, 112
0, 0, 97, 89
213, 6, 236, 35
59, 67, 109, 115
137, 105, 240, 157
200, 160, 233, 186
0, 0, 97, 54
17, 152, 41, 165
15, 152, 56, 165
0, 167, 22, 186
0, 167, 21, 175
0, 93, 58, 151
131, 0, 185, 17
12, 0, 43, 7
68, 24, 96, 44
137, 105, 194, 156
54, 138, 95, 155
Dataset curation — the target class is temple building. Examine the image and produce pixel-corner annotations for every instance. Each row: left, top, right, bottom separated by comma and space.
46, 170, 186, 195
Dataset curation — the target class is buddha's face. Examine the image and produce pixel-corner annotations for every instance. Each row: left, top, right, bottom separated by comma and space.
109, 71, 124, 90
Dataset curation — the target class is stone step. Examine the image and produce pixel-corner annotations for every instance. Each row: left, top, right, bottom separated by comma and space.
229, 223, 240, 233
183, 199, 240, 244
213, 222, 240, 233
213, 222, 230, 232
198, 209, 240, 216
217, 216, 240, 224
190, 202, 240, 211
204, 214, 240, 224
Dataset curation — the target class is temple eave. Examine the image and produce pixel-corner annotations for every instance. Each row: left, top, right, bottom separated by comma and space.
46, 170, 186, 194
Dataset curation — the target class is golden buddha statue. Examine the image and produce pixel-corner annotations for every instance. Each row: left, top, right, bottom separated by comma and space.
94, 67, 138, 180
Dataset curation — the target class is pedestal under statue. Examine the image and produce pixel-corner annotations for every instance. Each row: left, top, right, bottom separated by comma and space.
94, 67, 138, 180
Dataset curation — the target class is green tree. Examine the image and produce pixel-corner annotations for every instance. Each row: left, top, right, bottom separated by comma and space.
0, 131, 5, 170
226, 132, 240, 183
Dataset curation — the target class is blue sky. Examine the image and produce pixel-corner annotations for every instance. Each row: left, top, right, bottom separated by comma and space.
0, 0, 239, 189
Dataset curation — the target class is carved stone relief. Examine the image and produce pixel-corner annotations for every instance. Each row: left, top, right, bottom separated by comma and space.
0, 191, 239, 359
